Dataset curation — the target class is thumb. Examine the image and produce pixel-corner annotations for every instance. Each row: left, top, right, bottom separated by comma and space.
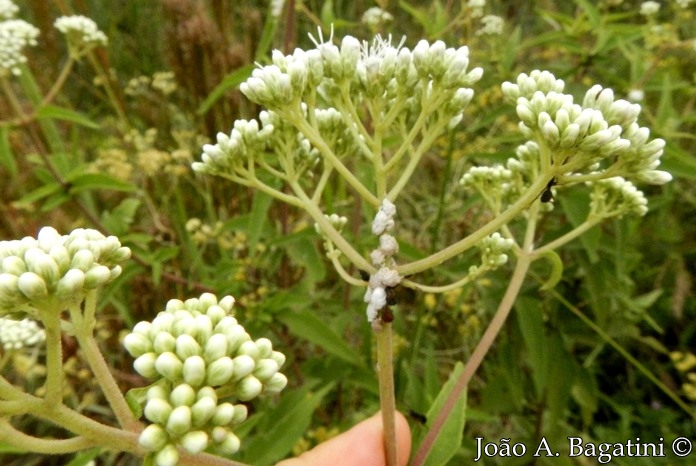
276, 411, 411, 466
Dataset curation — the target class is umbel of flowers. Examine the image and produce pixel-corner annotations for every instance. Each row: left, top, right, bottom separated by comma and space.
124, 293, 288, 466
0, 226, 130, 316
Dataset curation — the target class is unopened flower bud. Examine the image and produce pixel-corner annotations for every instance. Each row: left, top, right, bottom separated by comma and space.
70, 249, 95, 272
144, 398, 173, 424
270, 351, 286, 368
218, 295, 235, 313
265, 373, 288, 393
166, 405, 192, 435
2, 256, 26, 276
133, 352, 158, 378
238, 340, 260, 361
217, 432, 241, 455
180, 430, 209, 454
123, 332, 152, 357
56, 269, 85, 298
170, 383, 196, 407
211, 402, 235, 426
183, 355, 206, 387
153, 332, 176, 354
203, 333, 228, 362
139, 424, 169, 451
155, 444, 179, 466
155, 352, 183, 381
191, 396, 217, 427
83, 265, 111, 288
254, 359, 279, 382
237, 375, 262, 401
176, 334, 202, 360
206, 356, 234, 386
17, 272, 48, 300
232, 355, 255, 380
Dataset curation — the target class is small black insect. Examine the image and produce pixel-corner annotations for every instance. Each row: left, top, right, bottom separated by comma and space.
358, 269, 370, 282
385, 285, 399, 306
540, 177, 557, 203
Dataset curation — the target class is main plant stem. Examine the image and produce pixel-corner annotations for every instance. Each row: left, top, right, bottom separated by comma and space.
375, 322, 397, 466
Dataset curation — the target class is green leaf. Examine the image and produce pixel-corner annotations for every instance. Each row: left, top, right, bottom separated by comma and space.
198, 64, 255, 115
18, 181, 63, 204
515, 296, 548, 399
101, 198, 142, 236
278, 310, 364, 367
282, 232, 326, 284
35, 104, 100, 129
0, 126, 18, 177
422, 362, 467, 466
67, 172, 136, 193
247, 190, 273, 253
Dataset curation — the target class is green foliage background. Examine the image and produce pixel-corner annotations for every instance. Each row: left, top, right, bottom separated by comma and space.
1, 0, 695, 464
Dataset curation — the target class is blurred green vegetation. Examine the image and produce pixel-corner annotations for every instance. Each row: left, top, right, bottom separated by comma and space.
1, 0, 695, 465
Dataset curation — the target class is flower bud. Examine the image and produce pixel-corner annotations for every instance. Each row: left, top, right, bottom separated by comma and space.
155, 352, 183, 381
37, 227, 61, 250
237, 375, 262, 401
153, 332, 176, 354
192, 314, 213, 341
191, 396, 217, 427
123, 331, 153, 357
180, 430, 209, 454
166, 406, 192, 436
253, 359, 279, 382
70, 249, 95, 272
17, 272, 48, 300
270, 351, 286, 368
0, 273, 22, 305
147, 385, 169, 401
231, 404, 248, 424
183, 355, 206, 387
155, 444, 179, 466
2, 256, 26, 276
203, 333, 228, 362
265, 372, 288, 393
211, 402, 235, 426
84, 265, 111, 289
56, 269, 85, 298
216, 432, 241, 455
144, 398, 173, 424
170, 383, 196, 407
176, 334, 202, 360
232, 355, 255, 380
133, 352, 158, 378
211, 426, 228, 443
25, 249, 59, 283
206, 356, 234, 386
238, 340, 260, 361
139, 424, 169, 451
206, 305, 227, 325
218, 295, 235, 313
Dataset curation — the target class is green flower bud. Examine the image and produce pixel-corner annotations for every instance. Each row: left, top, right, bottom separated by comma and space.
109, 265, 123, 281
238, 340, 259, 361
196, 386, 217, 403
70, 249, 95, 272
253, 359, 279, 382
123, 331, 153, 357
203, 333, 228, 362
147, 385, 169, 401
0, 273, 22, 305
231, 404, 248, 424
176, 334, 202, 360
216, 432, 241, 455
155, 444, 179, 466
211, 425, 228, 443
270, 351, 286, 368
205, 305, 227, 325
84, 265, 111, 289
191, 396, 216, 427
211, 402, 235, 426
255, 338, 273, 359
237, 375, 262, 401
206, 356, 234, 386
218, 295, 235, 313
180, 430, 209, 454
165, 299, 185, 313
138, 424, 169, 452
17, 272, 48, 300
183, 355, 206, 387
2, 256, 26, 276
155, 352, 183, 381
192, 315, 213, 342
166, 405, 192, 436
265, 372, 288, 393
153, 332, 176, 354
214, 315, 239, 334
134, 352, 159, 379
152, 312, 175, 334
170, 383, 196, 407
56, 269, 85, 298
232, 355, 255, 380
144, 398, 173, 424
198, 292, 218, 309
49, 245, 70, 273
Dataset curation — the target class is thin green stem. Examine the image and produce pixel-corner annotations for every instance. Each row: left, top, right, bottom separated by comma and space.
0, 418, 97, 454
397, 175, 551, 276
375, 322, 397, 466
38, 300, 64, 407
532, 217, 602, 256
69, 292, 141, 432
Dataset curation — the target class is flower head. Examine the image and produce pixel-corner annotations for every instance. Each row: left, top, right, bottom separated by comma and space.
54, 15, 107, 58
0, 227, 130, 316
0, 0, 19, 20
0, 19, 39, 77
0, 317, 45, 350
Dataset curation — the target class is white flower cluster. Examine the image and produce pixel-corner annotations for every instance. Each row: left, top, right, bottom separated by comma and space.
54, 15, 107, 57
361, 7, 394, 29
0, 227, 130, 316
0, 317, 45, 350
477, 15, 504, 36
460, 165, 514, 201
501, 70, 671, 185
589, 176, 648, 217
314, 213, 348, 236
640, 1, 661, 16
123, 293, 287, 465
467, 0, 486, 18
0, 0, 18, 20
0, 18, 39, 77
472, 232, 514, 273
364, 199, 402, 323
